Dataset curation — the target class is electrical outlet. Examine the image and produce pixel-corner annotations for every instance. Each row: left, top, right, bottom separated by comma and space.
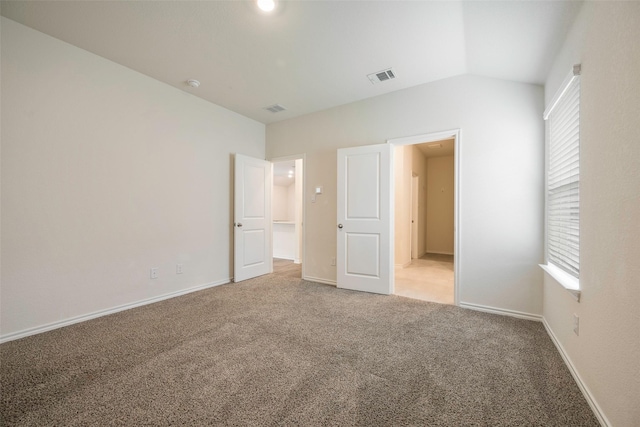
331, 257, 336, 266
573, 314, 579, 336
150, 267, 158, 279
176, 264, 183, 274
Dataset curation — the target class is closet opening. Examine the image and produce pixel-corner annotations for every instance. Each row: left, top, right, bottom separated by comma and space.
272, 157, 304, 279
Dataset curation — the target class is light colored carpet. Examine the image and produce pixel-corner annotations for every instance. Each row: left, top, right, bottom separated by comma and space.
0, 274, 597, 426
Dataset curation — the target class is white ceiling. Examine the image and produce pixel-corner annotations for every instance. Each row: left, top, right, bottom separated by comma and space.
417, 138, 455, 158
1, 1, 582, 124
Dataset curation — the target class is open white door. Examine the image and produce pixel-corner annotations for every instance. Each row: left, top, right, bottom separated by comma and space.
411, 174, 419, 259
234, 154, 272, 282
337, 144, 393, 294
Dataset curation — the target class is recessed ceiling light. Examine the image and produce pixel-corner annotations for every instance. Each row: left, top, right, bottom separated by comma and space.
257, 0, 275, 12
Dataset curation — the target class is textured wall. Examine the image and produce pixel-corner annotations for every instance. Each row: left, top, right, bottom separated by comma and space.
267, 74, 544, 316
426, 156, 454, 255
1, 18, 265, 338
542, 3, 640, 425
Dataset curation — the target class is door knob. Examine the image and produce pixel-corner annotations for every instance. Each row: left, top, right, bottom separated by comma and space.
338, 224, 343, 229
236, 223, 243, 227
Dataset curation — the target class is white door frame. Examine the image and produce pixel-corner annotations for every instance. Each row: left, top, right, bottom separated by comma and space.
270, 154, 306, 279
387, 129, 461, 306
411, 173, 419, 259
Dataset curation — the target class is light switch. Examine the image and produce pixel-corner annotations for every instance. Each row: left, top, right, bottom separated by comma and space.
315, 186, 323, 195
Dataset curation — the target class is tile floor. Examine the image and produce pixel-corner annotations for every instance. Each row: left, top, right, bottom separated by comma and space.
394, 253, 454, 305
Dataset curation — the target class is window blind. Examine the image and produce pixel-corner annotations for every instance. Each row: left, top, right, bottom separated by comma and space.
547, 74, 580, 278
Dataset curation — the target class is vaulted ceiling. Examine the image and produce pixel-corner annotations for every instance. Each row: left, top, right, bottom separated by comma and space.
1, 1, 582, 124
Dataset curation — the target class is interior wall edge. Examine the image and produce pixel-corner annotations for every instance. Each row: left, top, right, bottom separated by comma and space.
542, 318, 610, 427
458, 302, 542, 322
0, 278, 231, 344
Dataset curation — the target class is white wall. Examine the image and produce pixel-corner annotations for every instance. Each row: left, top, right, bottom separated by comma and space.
0, 18, 265, 339
272, 182, 295, 222
266, 74, 544, 316
542, 3, 640, 426
272, 185, 290, 221
287, 182, 296, 221
426, 156, 454, 254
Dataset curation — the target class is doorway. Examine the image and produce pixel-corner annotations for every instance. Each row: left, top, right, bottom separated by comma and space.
388, 130, 459, 305
271, 156, 304, 278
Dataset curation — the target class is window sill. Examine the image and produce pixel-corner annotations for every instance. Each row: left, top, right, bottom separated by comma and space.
540, 263, 581, 302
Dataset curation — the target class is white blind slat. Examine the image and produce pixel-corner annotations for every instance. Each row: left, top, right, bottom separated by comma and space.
546, 73, 580, 279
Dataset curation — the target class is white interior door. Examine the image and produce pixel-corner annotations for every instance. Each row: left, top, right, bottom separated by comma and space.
411, 174, 419, 259
337, 144, 393, 294
234, 154, 272, 282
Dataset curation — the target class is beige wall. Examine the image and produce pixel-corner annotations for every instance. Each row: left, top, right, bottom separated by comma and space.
267, 73, 544, 316
394, 145, 413, 267
0, 18, 265, 338
411, 146, 428, 258
271, 182, 295, 221
287, 182, 296, 221
426, 156, 454, 254
272, 184, 290, 221
542, 3, 640, 426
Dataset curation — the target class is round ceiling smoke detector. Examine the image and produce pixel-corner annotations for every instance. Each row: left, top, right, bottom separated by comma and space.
186, 79, 200, 88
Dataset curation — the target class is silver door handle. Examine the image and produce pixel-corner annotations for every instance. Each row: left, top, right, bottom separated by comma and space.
338, 224, 343, 229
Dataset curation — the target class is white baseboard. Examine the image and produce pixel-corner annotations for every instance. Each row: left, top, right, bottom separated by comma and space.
459, 302, 542, 322
395, 261, 412, 268
304, 276, 336, 286
542, 318, 610, 427
0, 278, 231, 344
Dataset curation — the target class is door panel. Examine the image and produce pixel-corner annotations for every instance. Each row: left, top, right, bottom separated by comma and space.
337, 144, 392, 294
243, 229, 266, 266
346, 233, 380, 277
234, 154, 272, 282
347, 153, 380, 219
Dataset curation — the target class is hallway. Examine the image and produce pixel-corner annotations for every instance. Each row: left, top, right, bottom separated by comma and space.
273, 258, 302, 279
395, 253, 454, 304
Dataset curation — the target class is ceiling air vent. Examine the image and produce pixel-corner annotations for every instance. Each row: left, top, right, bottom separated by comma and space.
264, 104, 287, 113
367, 68, 396, 84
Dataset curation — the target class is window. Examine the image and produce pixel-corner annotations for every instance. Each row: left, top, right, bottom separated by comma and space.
542, 65, 581, 291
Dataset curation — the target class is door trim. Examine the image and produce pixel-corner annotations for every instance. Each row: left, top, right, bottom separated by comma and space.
387, 129, 461, 306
